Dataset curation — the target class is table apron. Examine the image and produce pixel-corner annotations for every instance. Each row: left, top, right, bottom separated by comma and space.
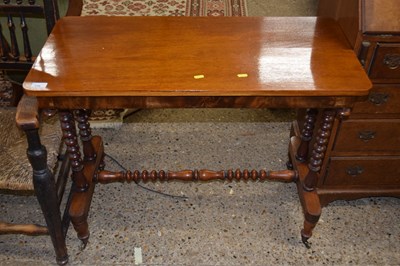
37, 95, 366, 110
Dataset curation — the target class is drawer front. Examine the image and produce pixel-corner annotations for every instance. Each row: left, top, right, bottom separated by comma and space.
352, 86, 400, 115
323, 157, 400, 186
334, 120, 400, 152
368, 42, 400, 82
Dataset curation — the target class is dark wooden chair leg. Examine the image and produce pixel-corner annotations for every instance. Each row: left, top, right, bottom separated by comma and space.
27, 132, 69, 264
16, 95, 68, 265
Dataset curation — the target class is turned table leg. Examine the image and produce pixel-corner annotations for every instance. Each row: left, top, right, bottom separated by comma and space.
74, 110, 96, 162
287, 108, 318, 170
300, 109, 336, 247
59, 109, 103, 250
74, 109, 106, 170
59, 110, 91, 247
296, 108, 318, 162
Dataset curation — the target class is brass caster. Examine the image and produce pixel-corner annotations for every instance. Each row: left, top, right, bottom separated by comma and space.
79, 237, 89, 251
301, 235, 312, 249
56, 255, 69, 265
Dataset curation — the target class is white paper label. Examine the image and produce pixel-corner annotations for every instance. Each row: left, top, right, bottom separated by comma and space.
31, 82, 48, 89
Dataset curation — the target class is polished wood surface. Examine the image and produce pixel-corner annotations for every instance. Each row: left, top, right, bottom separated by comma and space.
0, 222, 48, 236
15, 95, 39, 130
317, 0, 360, 48
23, 16, 371, 100
362, 0, 400, 33
97, 168, 297, 183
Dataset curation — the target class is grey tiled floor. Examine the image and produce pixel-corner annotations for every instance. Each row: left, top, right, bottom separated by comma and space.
1, 0, 400, 265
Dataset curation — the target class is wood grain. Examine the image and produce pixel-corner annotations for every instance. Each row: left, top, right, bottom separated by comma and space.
15, 94, 39, 130
0, 222, 48, 235
23, 16, 372, 103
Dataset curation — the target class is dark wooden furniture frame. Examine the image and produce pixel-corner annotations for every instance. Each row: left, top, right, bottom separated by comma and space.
16, 16, 371, 264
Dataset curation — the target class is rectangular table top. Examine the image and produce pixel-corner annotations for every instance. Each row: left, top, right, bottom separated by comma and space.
23, 16, 371, 100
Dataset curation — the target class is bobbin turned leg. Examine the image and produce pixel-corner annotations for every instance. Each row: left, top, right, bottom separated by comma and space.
16, 96, 68, 265
287, 109, 318, 170
61, 110, 104, 249
59, 110, 91, 248
74, 109, 106, 171
296, 108, 318, 162
74, 110, 96, 162
300, 109, 336, 247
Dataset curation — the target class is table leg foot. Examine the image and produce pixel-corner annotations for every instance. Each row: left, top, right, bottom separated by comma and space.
79, 238, 89, 250
301, 217, 319, 248
70, 214, 90, 249
301, 233, 312, 249
56, 255, 69, 266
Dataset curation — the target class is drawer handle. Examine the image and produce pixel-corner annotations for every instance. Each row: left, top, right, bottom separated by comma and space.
346, 166, 364, 177
358, 130, 376, 142
383, 54, 400, 70
368, 92, 389, 106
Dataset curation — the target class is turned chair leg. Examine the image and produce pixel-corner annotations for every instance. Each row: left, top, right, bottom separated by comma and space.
26, 129, 69, 265
17, 96, 69, 265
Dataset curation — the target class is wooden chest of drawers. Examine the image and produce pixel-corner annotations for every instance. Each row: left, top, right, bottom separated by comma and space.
333, 119, 400, 153
310, 0, 400, 205
352, 85, 400, 116
367, 42, 400, 82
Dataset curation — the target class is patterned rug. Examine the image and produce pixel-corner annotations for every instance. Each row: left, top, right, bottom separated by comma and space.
0, 75, 13, 107
82, 0, 247, 17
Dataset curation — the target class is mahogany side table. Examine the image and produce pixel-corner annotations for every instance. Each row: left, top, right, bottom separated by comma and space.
16, 16, 371, 264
